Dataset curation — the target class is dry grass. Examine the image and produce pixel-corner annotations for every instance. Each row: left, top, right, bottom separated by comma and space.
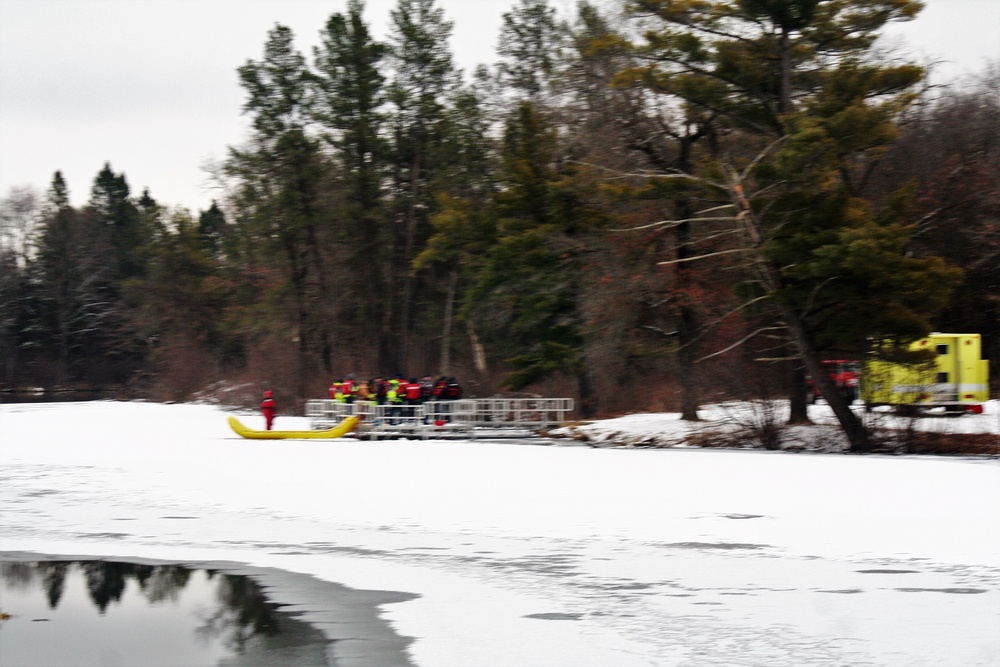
684, 430, 749, 449
896, 431, 1000, 456
685, 424, 997, 457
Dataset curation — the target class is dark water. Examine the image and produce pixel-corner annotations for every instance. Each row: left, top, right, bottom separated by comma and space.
0, 560, 332, 666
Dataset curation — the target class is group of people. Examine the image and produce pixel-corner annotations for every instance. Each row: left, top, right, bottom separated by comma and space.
332, 374, 463, 425
328, 374, 463, 406
258, 375, 463, 430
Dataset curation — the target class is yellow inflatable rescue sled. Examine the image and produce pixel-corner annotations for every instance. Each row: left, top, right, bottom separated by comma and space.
228, 415, 359, 440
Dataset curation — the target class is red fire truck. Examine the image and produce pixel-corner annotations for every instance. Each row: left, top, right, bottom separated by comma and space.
806, 360, 861, 404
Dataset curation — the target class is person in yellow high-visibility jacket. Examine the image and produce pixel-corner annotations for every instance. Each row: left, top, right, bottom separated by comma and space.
329, 380, 344, 402
387, 377, 403, 424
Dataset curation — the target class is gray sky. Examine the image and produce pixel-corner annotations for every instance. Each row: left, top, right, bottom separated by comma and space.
1, 0, 997, 214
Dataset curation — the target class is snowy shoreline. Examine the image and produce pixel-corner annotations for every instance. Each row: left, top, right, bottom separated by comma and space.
549, 399, 1000, 451
2, 400, 998, 666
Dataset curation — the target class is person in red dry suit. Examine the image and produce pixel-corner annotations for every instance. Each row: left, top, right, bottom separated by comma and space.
260, 390, 277, 430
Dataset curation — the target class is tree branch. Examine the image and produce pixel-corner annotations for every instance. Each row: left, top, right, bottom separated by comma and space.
657, 246, 750, 265
696, 326, 787, 363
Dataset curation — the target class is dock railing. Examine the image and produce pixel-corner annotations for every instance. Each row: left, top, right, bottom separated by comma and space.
305, 397, 574, 439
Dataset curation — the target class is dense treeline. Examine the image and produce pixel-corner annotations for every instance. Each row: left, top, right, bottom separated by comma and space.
1, 1, 997, 445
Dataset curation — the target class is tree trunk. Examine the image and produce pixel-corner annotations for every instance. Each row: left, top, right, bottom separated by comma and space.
306, 224, 333, 375
676, 141, 701, 421
57, 292, 70, 386
467, 319, 488, 377
779, 27, 793, 116
788, 362, 811, 424
678, 292, 700, 420
400, 136, 424, 371
731, 181, 869, 451
677, 280, 700, 419
577, 367, 597, 418
282, 231, 310, 399
776, 296, 869, 450
440, 268, 457, 375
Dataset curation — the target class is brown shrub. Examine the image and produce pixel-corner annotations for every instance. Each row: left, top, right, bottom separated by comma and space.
902, 431, 1000, 456
149, 337, 219, 402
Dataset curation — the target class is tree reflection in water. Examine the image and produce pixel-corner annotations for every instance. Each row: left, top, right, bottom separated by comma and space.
196, 571, 281, 651
0, 560, 282, 652
38, 561, 71, 608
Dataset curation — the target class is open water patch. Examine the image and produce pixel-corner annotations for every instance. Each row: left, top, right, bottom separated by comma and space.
0, 553, 417, 667
0, 558, 331, 666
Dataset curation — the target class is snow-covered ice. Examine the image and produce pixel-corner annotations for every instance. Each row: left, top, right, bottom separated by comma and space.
1, 400, 998, 666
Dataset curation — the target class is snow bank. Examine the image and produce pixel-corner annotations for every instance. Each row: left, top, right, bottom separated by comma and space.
551, 399, 1000, 449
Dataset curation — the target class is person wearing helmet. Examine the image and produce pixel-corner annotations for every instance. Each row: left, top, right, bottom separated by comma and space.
260, 390, 277, 430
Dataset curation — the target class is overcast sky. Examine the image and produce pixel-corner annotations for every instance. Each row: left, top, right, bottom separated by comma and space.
1, 0, 997, 214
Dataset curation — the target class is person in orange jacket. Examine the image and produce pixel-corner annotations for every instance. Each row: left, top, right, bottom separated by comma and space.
341, 374, 357, 403
260, 390, 277, 430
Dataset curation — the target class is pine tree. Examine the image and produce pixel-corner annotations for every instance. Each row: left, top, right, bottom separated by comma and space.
232, 23, 333, 393
573, 1, 718, 420
413, 75, 498, 377
0, 186, 41, 384
89, 163, 145, 281
624, 0, 955, 449
137, 208, 234, 396
385, 0, 459, 371
467, 103, 608, 414
32, 170, 128, 384
313, 0, 392, 364
496, 0, 563, 103
197, 201, 227, 259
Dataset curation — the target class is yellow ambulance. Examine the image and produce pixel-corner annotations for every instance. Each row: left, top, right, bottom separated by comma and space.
862, 333, 990, 414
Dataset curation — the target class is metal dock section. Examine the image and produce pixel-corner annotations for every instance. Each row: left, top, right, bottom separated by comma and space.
304, 398, 574, 439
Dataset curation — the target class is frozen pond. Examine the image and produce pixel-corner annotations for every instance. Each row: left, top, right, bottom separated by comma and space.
1, 401, 998, 665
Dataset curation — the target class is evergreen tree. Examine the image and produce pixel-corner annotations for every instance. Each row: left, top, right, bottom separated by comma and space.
313, 0, 392, 364
231, 23, 333, 394
197, 201, 227, 259
34, 171, 83, 382
385, 0, 458, 371
414, 74, 500, 377
624, 0, 959, 449
467, 103, 608, 414
314, 0, 386, 193
138, 209, 234, 397
89, 163, 145, 281
496, 0, 563, 103
0, 186, 41, 385
0, 240, 21, 384
573, 1, 718, 420
32, 170, 129, 384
